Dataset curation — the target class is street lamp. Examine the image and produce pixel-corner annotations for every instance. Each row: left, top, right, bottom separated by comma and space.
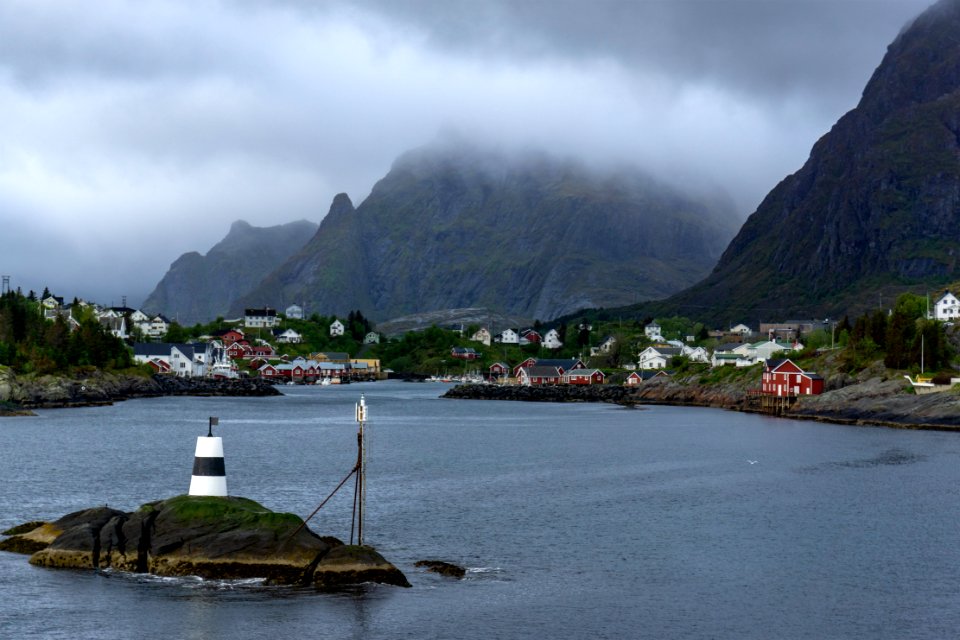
823, 318, 836, 350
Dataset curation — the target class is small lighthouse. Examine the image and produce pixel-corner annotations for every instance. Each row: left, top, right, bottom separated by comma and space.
189, 417, 227, 496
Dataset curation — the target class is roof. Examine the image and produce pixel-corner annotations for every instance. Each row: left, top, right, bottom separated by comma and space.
642, 347, 682, 356
522, 366, 563, 378
714, 343, 743, 353
534, 358, 582, 368
244, 308, 276, 316
316, 352, 350, 360
134, 343, 172, 357
639, 370, 671, 380
565, 368, 603, 377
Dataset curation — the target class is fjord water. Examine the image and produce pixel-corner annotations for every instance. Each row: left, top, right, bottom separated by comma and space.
2, 382, 960, 639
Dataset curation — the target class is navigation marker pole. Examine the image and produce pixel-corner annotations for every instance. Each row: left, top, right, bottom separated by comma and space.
352, 395, 368, 545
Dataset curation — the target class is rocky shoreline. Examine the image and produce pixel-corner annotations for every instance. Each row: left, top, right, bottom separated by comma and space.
0, 495, 409, 588
0, 369, 281, 414
443, 377, 960, 432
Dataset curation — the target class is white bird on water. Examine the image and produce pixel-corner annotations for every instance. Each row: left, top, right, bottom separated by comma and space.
747, 460, 758, 465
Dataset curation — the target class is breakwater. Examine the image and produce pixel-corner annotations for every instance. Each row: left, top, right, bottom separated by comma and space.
442, 383, 632, 403
444, 377, 960, 432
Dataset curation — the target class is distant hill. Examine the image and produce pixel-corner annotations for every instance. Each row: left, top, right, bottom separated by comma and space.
232, 144, 741, 321
662, 0, 960, 324
143, 219, 318, 325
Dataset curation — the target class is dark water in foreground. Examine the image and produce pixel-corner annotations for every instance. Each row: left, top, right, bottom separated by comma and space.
2, 381, 960, 639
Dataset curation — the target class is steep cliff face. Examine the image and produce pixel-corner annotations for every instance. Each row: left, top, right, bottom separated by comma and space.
234, 146, 740, 321
667, 0, 960, 321
143, 219, 318, 325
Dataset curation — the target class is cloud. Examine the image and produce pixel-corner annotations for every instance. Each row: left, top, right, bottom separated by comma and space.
0, 0, 935, 305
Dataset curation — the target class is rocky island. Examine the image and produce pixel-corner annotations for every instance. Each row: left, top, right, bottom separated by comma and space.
0, 495, 409, 588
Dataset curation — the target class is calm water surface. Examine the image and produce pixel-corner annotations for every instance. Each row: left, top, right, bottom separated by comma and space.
2, 381, 960, 639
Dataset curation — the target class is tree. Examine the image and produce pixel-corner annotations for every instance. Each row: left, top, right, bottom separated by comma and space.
883, 310, 913, 369
163, 322, 190, 343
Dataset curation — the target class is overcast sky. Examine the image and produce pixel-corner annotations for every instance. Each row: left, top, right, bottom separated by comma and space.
0, 0, 934, 306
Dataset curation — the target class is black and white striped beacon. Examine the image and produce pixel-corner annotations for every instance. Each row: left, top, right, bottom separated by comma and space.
189, 417, 227, 496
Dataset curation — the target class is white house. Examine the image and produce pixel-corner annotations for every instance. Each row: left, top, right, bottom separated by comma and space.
134, 342, 213, 378
330, 319, 345, 337
638, 346, 682, 370
499, 328, 519, 345
364, 332, 381, 344
542, 328, 563, 350
244, 308, 279, 328
145, 315, 171, 338
285, 304, 304, 320
590, 335, 616, 356
751, 340, 801, 363
730, 323, 753, 335
471, 327, 492, 346
273, 328, 303, 344
644, 322, 662, 340
683, 345, 710, 363
99, 315, 128, 340
933, 292, 960, 321
712, 352, 749, 367
41, 295, 64, 320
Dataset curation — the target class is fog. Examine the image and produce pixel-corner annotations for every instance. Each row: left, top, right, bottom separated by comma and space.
0, 0, 933, 305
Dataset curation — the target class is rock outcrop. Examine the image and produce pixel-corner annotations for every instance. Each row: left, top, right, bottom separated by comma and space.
0, 369, 280, 412
415, 559, 466, 579
2, 495, 408, 588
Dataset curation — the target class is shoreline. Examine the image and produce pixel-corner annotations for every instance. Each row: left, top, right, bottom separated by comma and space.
442, 381, 960, 433
0, 370, 281, 415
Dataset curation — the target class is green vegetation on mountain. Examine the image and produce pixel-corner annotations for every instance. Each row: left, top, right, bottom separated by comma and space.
232, 143, 741, 321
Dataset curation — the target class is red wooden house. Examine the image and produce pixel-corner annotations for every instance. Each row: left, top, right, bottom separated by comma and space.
518, 366, 563, 386
625, 371, 643, 386
212, 328, 245, 346
761, 359, 824, 397
513, 357, 585, 378
249, 344, 275, 358
519, 329, 542, 345
226, 341, 252, 360
513, 357, 538, 378
451, 347, 480, 360
147, 359, 172, 374
489, 362, 509, 379
564, 369, 605, 385
258, 363, 281, 379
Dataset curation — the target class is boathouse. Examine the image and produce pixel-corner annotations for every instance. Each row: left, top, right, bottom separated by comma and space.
761, 359, 824, 397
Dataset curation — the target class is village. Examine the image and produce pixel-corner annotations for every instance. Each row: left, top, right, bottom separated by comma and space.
10, 288, 960, 403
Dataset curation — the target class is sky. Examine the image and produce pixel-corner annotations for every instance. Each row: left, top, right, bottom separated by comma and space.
0, 0, 935, 306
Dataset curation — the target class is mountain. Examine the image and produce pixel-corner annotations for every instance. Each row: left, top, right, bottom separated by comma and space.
663, 0, 960, 324
232, 145, 741, 321
143, 219, 318, 325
